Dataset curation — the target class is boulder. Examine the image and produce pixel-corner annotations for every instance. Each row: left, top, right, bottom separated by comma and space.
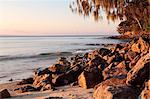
57, 57, 71, 68
34, 67, 51, 77
14, 85, 38, 93
49, 64, 66, 74
98, 48, 111, 57
49, 57, 71, 74
126, 53, 150, 87
126, 51, 138, 61
103, 61, 128, 80
78, 66, 103, 89
131, 37, 149, 54
93, 78, 139, 99
17, 77, 34, 85
0, 89, 11, 98
141, 80, 150, 99
33, 74, 52, 90
52, 64, 83, 86
87, 56, 108, 69
129, 55, 141, 69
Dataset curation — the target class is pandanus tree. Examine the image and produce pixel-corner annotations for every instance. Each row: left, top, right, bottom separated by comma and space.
70, 0, 150, 36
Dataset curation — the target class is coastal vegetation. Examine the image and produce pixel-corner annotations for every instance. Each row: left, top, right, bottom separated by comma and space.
70, 0, 150, 37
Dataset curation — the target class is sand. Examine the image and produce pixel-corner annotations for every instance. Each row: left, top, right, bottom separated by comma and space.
0, 82, 94, 99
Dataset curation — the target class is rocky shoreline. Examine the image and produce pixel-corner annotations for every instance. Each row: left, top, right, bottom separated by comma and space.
0, 37, 150, 99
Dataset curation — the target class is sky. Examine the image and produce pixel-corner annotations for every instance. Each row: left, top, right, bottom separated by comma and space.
0, 0, 120, 36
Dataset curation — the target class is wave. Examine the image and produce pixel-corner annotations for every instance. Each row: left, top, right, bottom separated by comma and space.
0, 52, 73, 61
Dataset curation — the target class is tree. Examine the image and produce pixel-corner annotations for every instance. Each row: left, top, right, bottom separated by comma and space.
70, 0, 150, 36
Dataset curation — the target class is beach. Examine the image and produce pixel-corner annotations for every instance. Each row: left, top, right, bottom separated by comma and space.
0, 36, 149, 99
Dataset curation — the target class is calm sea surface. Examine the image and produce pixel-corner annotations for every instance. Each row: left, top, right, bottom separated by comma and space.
0, 35, 126, 83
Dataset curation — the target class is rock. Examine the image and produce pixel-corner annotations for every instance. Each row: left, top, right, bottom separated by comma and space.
87, 56, 108, 69
0, 89, 11, 98
33, 74, 53, 90
9, 78, 13, 82
17, 77, 34, 85
103, 61, 128, 80
131, 37, 149, 54
14, 85, 38, 93
78, 66, 103, 89
49, 64, 65, 74
113, 52, 124, 62
52, 64, 83, 86
93, 78, 139, 99
57, 57, 71, 68
112, 44, 124, 53
129, 55, 141, 69
141, 80, 150, 99
126, 51, 138, 61
98, 48, 111, 57
70, 81, 78, 87
126, 53, 150, 87
106, 55, 115, 65
49, 57, 71, 74
34, 67, 51, 76
40, 84, 53, 91
45, 97, 63, 99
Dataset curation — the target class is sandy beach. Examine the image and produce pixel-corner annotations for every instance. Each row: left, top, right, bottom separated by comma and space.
0, 82, 94, 99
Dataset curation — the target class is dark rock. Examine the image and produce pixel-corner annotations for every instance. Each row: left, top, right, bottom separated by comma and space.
49, 64, 65, 74
87, 56, 108, 69
126, 51, 138, 61
93, 78, 139, 99
14, 85, 38, 93
45, 97, 63, 99
52, 64, 83, 86
34, 67, 51, 76
78, 66, 103, 89
141, 80, 150, 99
98, 48, 111, 57
17, 77, 34, 85
9, 78, 13, 82
103, 61, 128, 80
126, 53, 150, 87
0, 89, 11, 98
129, 55, 141, 69
40, 84, 53, 91
70, 81, 78, 87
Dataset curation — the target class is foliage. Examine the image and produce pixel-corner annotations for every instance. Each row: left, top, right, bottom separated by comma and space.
70, 0, 150, 35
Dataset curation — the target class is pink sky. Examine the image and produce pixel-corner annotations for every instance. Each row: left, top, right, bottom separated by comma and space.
0, 0, 120, 36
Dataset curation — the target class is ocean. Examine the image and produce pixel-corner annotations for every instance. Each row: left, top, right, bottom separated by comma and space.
0, 35, 126, 83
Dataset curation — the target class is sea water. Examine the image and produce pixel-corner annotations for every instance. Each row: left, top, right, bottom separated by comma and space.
0, 35, 126, 83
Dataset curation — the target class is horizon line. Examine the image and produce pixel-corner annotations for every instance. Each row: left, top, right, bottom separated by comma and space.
0, 34, 119, 37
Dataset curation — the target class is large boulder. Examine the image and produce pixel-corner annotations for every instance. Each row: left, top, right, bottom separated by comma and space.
52, 64, 83, 86
141, 80, 150, 99
0, 89, 11, 98
126, 53, 150, 87
103, 61, 128, 80
93, 78, 139, 99
78, 66, 103, 89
